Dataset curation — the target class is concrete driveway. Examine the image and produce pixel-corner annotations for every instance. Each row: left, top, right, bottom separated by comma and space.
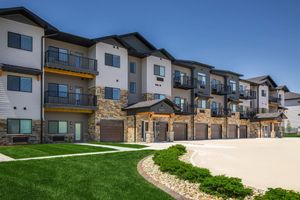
144, 138, 300, 191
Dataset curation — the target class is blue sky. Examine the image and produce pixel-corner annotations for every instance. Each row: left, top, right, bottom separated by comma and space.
1, 0, 299, 92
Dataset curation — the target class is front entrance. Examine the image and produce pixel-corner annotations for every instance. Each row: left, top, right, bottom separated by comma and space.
263, 125, 271, 138
174, 123, 187, 140
154, 122, 168, 142
75, 122, 82, 141
75, 87, 82, 105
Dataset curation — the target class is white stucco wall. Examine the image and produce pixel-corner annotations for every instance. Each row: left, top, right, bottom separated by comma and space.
141, 55, 172, 96
0, 17, 44, 69
94, 42, 128, 90
258, 85, 269, 109
0, 72, 41, 119
284, 105, 300, 132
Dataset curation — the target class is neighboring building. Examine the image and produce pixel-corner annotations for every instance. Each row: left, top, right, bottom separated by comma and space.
0, 7, 289, 144
284, 92, 300, 133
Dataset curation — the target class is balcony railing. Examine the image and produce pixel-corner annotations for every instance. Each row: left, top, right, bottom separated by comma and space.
45, 50, 98, 75
211, 107, 231, 117
239, 108, 257, 119
211, 84, 231, 95
44, 91, 97, 107
197, 80, 206, 89
269, 96, 281, 104
239, 90, 256, 99
174, 103, 195, 115
173, 75, 195, 89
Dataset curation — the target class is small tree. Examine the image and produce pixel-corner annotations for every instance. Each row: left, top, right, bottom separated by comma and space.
286, 120, 292, 133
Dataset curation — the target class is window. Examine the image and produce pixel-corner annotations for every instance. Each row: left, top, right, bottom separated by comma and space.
8, 32, 32, 51
129, 82, 136, 94
261, 90, 266, 97
48, 121, 68, 134
130, 62, 136, 73
278, 94, 282, 100
174, 97, 186, 110
105, 53, 120, 67
197, 73, 206, 87
105, 87, 120, 100
48, 46, 69, 63
48, 83, 68, 97
7, 119, 32, 134
154, 65, 165, 77
154, 93, 165, 100
7, 75, 32, 92
230, 104, 237, 112
198, 99, 207, 109
229, 80, 237, 92
239, 85, 244, 92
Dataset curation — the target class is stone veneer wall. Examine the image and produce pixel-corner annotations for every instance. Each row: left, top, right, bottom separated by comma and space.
0, 119, 41, 145
88, 87, 128, 141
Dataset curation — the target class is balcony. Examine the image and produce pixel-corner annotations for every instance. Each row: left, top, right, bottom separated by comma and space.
211, 107, 231, 117
269, 96, 281, 104
45, 50, 98, 75
239, 90, 256, 99
211, 84, 231, 95
173, 75, 195, 90
44, 91, 97, 111
239, 108, 257, 119
175, 103, 195, 115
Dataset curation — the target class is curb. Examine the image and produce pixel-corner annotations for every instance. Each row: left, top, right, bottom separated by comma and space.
137, 155, 190, 200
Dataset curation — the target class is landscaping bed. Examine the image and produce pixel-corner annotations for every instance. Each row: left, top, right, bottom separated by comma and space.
150, 145, 300, 200
90, 141, 148, 149
0, 143, 114, 159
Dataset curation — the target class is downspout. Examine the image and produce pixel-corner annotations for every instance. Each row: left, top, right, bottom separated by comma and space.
40, 32, 59, 144
224, 76, 228, 138
191, 68, 195, 140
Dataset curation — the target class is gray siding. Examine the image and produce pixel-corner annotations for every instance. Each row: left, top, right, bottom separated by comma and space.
128, 56, 142, 104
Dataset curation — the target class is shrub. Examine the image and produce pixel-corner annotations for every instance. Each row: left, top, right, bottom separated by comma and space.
255, 188, 300, 200
200, 175, 253, 199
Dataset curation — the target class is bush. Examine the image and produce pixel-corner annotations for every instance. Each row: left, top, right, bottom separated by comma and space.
200, 175, 253, 199
255, 188, 300, 200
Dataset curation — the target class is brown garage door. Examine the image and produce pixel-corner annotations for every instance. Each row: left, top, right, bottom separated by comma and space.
174, 123, 187, 140
195, 123, 208, 140
240, 125, 247, 138
228, 125, 238, 139
100, 120, 124, 142
156, 122, 168, 142
211, 124, 222, 139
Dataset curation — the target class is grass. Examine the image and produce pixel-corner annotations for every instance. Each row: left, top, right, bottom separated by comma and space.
90, 141, 148, 149
0, 150, 173, 200
255, 188, 300, 200
283, 133, 300, 137
0, 144, 114, 159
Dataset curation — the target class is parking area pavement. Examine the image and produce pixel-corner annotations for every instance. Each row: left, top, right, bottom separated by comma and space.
144, 138, 300, 191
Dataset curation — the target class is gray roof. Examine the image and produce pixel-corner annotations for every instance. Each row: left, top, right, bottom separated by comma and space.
285, 92, 300, 100
275, 85, 289, 92
173, 59, 215, 69
211, 69, 243, 77
123, 99, 179, 110
246, 75, 277, 87
255, 112, 287, 120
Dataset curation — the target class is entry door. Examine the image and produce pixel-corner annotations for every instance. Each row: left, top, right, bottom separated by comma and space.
75, 87, 82, 105
75, 122, 82, 141
263, 125, 270, 137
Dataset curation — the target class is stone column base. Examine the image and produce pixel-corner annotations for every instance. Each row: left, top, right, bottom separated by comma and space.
146, 131, 154, 143
168, 131, 174, 142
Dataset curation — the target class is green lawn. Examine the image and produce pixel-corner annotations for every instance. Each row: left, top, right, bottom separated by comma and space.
0, 144, 114, 159
0, 151, 173, 200
90, 141, 148, 149
283, 133, 300, 137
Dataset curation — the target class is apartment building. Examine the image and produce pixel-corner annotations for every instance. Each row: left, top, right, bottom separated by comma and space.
0, 7, 289, 145
284, 92, 300, 133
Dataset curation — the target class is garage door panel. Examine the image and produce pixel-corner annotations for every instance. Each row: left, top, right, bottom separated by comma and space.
240, 125, 247, 138
156, 122, 168, 142
211, 124, 222, 139
195, 123, 208, 140
174, 123, 187, 140
228, 125, 237, 139
100, 120, 124, 142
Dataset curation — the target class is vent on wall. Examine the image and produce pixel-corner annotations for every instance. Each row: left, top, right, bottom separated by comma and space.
157, 77, 164, 82
13, 136, 29, 143
52, 136, 65, 142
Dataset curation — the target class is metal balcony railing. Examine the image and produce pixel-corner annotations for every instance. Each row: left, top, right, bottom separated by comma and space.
211, 107, 231, 117
173, 75, 195, 89
269, 96, 281, 103
44, 91, 97, 107
211, 84, 231, 95
239, 90, 256, 99
174, 103, 195, 115
45, 50, 98, 74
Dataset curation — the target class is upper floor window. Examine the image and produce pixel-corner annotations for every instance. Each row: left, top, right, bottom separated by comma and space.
154, 93, 165, 100
7, 75, 32, 92
230, 104, 237, 112
48, 120, 68, 134
130, 62, 136, 73
278, 94, 282, 100
197, 73, 206, 85
105, 87, 120, 100
48, 46, 69, 63
48, 83, 68, 97
239, 85, 245, 92
198, 99, 207, 109
229, 80, 237, 92
261, 89, 266, 97
154, 65, 165, 77
105, 53, 120, 68
211, 79, 221, 87
7, 119, 32, 134
8, 32, 32, 51
129, 82, 136, 94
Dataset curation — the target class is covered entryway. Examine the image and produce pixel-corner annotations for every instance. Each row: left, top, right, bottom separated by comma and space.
155, 122, 168, 142
228, 124, 238, 139
211, 124, 222, 139
195, 123, 208, 140
100, 120, 124, 142
174, 123, 187, 140
240, 125, 247, 138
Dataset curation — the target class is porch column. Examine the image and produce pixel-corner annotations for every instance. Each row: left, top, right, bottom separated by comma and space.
271, 122, 276, 138
146, 113, 154, 143
167, 114, 175, 142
